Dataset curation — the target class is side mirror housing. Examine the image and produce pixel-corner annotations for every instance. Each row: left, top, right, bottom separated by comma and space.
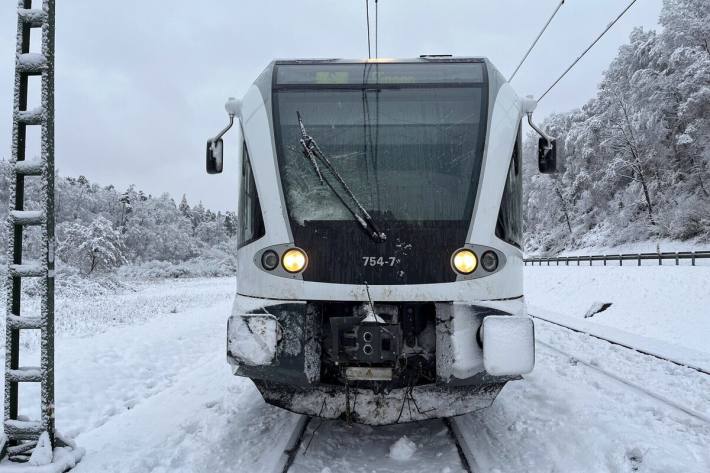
206, 138, 224, 174
538, 137, 557, 174
205, 97, 240, 175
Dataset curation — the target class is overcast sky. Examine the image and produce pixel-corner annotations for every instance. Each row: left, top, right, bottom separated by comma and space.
0, 0, 663, 211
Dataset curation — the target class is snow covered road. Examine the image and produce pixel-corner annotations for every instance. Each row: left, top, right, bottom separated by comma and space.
2, 277, 709, 472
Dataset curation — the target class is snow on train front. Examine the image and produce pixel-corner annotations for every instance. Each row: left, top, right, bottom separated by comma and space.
206, 57, 549, 425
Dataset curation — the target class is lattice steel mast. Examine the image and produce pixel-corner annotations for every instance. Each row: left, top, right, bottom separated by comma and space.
3, 0, 56, 459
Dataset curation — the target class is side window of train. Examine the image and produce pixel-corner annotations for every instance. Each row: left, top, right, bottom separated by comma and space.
495, 126, 523, 249
238, 143, 266, 248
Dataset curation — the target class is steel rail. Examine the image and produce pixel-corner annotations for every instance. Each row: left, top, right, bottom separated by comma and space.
277, 416, 311, 473
445, 417, 479, 472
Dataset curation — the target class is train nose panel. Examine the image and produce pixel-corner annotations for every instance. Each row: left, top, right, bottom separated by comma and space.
227, 314, 280, 366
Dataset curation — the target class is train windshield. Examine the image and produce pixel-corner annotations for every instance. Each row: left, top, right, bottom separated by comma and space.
273, 62, 488, 229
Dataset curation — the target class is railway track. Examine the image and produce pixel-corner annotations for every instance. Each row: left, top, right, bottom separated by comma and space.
276, 416, 311, 473
276, 415, 479, 472
271, 314, 708, 472
445, 417, 480, 472
531, 314, 710, 425
535, 339, 710, 424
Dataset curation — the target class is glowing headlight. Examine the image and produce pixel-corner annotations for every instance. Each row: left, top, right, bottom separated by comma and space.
452, 249, 478, 274
282, 248, 307, 273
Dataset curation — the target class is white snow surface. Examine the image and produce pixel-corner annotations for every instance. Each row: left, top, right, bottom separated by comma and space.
525, 265, 710, 354
388, 436, 417, 461
28, 433, 52, 466
17, 53, 45, 67
0, 446, 84, 473
456, 319, 710, 472
1, 274, 708, 471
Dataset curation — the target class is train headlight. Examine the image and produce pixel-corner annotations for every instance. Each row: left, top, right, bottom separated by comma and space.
481, 251, 499, 272
452, 249, 477, 274
261, 250, 279, 271
282, 248, 307, 273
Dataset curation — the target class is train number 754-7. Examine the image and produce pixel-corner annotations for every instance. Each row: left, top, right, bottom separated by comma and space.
362, 256, 397, 267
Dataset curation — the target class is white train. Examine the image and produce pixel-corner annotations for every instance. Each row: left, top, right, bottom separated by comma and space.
206, 57, 556, 425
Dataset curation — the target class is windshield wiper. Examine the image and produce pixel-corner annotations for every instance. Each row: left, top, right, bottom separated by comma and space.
297, 111, 386, 242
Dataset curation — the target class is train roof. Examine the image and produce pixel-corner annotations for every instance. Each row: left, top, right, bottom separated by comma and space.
250, 57, 507, 94
270, 56, 488, 64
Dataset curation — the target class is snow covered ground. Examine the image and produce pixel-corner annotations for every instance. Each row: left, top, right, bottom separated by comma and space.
525, 265, 710, 355
0, 272, 708, 472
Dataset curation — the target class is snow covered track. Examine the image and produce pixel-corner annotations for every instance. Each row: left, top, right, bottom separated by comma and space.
276, 416, 310, 473
445, 418, 478, 472
284, 418, 470, 472
530, 312, 710, 375
530, 312, 710, 425
536, 340, 710, 424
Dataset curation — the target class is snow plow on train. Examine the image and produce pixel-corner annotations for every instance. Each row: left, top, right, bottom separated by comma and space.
206, 57, 555, 424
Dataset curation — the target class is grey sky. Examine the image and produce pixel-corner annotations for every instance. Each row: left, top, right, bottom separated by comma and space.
0, 0, 663, 211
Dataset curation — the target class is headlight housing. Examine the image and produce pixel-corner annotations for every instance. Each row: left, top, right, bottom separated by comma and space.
282, 248, 308, 273
452, 249, 478, 274
261, 250, 279, 271
481, 251, 499, 272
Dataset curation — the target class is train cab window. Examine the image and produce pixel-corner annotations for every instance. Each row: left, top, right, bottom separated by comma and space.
238, 143, 265, 248
495, 126, 523, 249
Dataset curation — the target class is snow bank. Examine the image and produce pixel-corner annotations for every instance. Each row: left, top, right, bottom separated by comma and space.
530, 308, 710, 374
0, 445, 85, 472
29, 432, 52, 466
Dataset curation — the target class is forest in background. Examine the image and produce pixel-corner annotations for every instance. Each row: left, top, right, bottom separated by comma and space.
0, 163, 237, 279
523, 0, 709, 254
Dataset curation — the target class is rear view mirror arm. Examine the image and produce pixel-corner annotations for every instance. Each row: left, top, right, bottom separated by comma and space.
527, 112, 553, 143
523, 97, 557, 174
211, 113, 235, 144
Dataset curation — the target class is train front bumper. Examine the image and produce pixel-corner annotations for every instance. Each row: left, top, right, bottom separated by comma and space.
253, 381, 505, 425
226, 298, 535, 423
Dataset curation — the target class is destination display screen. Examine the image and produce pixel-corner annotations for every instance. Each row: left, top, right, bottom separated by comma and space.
275, 62, 485, 86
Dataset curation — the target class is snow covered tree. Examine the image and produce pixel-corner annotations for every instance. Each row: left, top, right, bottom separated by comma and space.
179, 194, 191, 217
523, 0, 710, 253
59, 216, 127, 274
224, 212, 237, 237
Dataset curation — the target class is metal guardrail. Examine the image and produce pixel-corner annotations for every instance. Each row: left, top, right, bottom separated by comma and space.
524, 251, 710, 266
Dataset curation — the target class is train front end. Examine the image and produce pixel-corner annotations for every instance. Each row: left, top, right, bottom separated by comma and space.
216, 58, 535, 424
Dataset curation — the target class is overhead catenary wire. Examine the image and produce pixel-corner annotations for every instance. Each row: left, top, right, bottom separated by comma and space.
375, 0, 379, 58
538, 0, 639, 101
365, 0, 372, 58
509, 0, 566, 82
